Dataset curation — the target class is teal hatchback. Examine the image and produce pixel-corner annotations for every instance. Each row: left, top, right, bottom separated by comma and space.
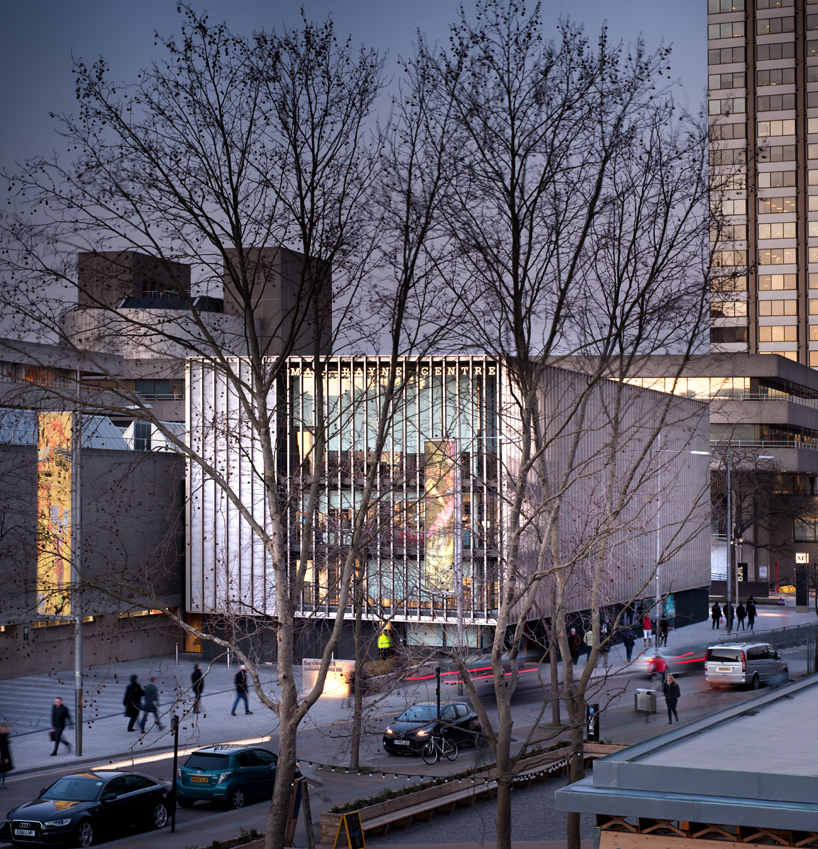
176, 745, 280, 809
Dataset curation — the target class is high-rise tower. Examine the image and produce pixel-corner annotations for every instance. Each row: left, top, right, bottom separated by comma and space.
708, 0, 818, 364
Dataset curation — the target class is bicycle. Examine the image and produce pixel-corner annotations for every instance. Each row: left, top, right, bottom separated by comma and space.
421, 734, 458, 765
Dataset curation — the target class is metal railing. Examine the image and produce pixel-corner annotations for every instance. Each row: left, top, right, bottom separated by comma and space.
715, 619, 818, 649
710, 438, 818, 451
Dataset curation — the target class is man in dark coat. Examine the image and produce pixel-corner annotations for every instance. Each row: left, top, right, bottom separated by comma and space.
663, 674, 680, 724
50, 698, 72, 756
736, 602, 747, 631
622, 629, 635, 663
191, 664, 204, 713
568, 628, 581, 665
231, 665, 252, 715
723, 601, 734, 631
711, 601, 722, 629
747, 596, 757, 630
0, 723, 12, 788
140, 677, 164, 732
123, 674, 144, 732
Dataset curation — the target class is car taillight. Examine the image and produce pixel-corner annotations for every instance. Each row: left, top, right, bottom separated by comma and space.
741, 650, 746, 672
177, 769, 181, 779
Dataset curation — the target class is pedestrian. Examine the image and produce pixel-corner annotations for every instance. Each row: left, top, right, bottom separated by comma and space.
123, 674, 143, 732
50, 697, 72, 756
711, 601, 722, 629
600, 621, 610, 669
231, 664, 252, 715
658, 615, 669, 648
736, 602, 746, 631
378, 624, 394, 661
569, 628, 580, 665
650, 654, 667, 689
622, 628, 635, 663
663, 673, 680, 724
723, 601, 734, 631
191, 664, 204, 714
642, 613, 653, 648
140, 677, 164, 732
747, 596, 757, 630
0, 724, 12, 788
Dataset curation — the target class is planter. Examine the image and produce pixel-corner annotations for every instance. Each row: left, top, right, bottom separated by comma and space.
319, 746, 585, 842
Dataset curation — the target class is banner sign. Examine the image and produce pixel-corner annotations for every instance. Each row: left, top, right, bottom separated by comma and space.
37, 413, 72, 616
424, 440, 458, 593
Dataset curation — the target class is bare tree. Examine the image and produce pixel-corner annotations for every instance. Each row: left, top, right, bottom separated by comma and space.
408, 3, 713, 847
0, 9, 391, 848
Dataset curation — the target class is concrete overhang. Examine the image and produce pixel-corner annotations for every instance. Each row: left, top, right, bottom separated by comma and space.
555, 676, 818, 830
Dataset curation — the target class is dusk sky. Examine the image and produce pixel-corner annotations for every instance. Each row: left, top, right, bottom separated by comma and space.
1, 0, 706, 177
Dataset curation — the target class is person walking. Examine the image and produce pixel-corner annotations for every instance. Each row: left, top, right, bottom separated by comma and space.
231, 665, 252, 715
723, 601, 734, 631
123, 674, 144, 732
711, 601, 722, 629
642, 613, 653, 649
140, 678, 164, 732
658, 615, 669, 648
736, 602, 747, 631
378, 624, 394, 661
191, 664, 204, 714
568, 628, 581, 665
663, 673, 680, 724
50, 698, 72, 756
0, 724, 12, 788
650, 654, 667, 689
600, 621, 610, 669
622, 628, 635, 663
747, 596, 757, 630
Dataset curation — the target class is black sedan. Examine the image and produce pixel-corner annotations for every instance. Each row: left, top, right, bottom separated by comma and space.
1, 770, 171, 847
383, 701, 481, 755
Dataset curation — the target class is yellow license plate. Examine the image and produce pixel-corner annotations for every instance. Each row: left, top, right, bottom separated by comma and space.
717, 666, 732, 672
191, 776, 209, 783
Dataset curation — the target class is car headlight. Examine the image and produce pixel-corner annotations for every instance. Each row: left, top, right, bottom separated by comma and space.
217, 772, 232, 784
385, 727, 393, 735
415, 728, 428, 737
5, 811, 13, 821
45, 819, 72, 828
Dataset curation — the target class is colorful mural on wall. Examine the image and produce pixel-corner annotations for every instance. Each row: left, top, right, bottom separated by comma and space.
37, 413, 72, 615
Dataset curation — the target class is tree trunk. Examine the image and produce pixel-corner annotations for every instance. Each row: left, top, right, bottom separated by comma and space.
546, 606, 561, 727
565, 698, 586, 849
349, 576, 364, 770
494, 723, 514, 849
267, 643, 299, 849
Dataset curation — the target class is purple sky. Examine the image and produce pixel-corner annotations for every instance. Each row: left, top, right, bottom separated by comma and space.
1, 0, 706, 176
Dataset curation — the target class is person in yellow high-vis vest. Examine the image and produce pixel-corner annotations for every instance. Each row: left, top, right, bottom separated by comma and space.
378, 624, 394, 660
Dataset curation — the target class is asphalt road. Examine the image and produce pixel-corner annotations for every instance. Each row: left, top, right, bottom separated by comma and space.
0, 645, 807, 848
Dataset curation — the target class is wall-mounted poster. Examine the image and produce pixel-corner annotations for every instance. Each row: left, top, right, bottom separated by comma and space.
424, 440, 458, 593
37, 413, 72, 616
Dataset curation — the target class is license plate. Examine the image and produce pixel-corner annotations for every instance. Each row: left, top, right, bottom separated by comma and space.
191, 776, 209, 783
393, 740, 410, 746
14, 830, 35, 837
717, 667, 732, 672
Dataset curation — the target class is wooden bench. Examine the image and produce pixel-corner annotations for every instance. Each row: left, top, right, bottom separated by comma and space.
320, 744, 624, 841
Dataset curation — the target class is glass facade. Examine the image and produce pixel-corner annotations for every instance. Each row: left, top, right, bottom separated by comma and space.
283, 356, 503, 621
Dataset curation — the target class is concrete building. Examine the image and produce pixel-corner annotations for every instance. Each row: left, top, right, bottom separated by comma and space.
556, 675, 818, 842
707, 0, 818, 363
186, 356, 711, 659
0, 409, 185, 679
62, 248, 331, 426
621, 353, 818, 591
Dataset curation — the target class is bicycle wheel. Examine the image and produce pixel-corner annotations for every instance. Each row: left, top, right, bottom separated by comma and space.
422, 740, 439, 765
443, 738, 458, 762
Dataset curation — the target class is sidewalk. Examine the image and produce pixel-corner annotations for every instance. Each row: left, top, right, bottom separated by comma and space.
1, 597, 814, 779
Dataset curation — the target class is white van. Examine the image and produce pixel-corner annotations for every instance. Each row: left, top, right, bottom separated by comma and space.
705, 642, 788, 690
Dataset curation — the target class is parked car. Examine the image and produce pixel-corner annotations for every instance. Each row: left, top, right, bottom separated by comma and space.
383, 701, 482, 755
705, 642, 788, 690
176, 745, 290, 809
0, 770, 170, 847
